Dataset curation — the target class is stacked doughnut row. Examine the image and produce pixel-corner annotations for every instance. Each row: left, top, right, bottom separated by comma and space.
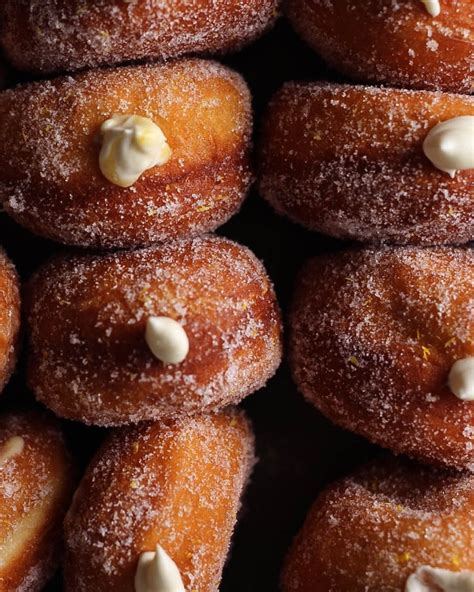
256, 1, 474, 590
0, 2, 283, 590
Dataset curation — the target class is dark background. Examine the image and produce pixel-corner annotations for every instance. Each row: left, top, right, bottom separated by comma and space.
0, 18, 378, 592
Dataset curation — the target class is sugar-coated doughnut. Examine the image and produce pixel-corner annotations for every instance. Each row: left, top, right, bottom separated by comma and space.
26, 236, 283, 426
0, 409, 75, 591
259, 83, 474, 245
0, 60, 252, 249
0, 0, 279, 75
64, 409, 255, 591
281, 457, 474, 591
0, 248, 20, 395
290, 246, 474, 470
285, 0, 473, 93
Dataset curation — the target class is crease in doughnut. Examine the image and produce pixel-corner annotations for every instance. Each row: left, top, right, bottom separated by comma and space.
284, 0, 473, 93
0, 0, 280, 74
64, 410, 255, 592
259, 82, 474, 245
1, 503, 51, 572
0, 59, 253, 249
289, 246, 474, 470
25, 235, 283, 426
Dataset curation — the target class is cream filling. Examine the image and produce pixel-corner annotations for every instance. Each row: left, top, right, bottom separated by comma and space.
135, 545, 185, 592
423, 116, 474, 178
420, 0, 441, 17
448, 357, 474, 401
0, 436, 24, 469
406, 566, 474, 591
145, 317, 189, 365
99, 114, 171, 188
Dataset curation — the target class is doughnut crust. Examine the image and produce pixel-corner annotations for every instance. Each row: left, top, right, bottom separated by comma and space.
0, 60, 252, 249
0, 410, 75, 591
0, 249, 20, 395
259, 83, 474, 245
282, 458, 474, 591
26, 236, 283, 426
64, 410, 255, 592
289, 246, 474, 470
285, 0, 473, 93
0, 0, 279, 75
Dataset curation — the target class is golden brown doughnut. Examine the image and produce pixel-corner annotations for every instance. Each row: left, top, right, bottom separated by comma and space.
26, 236, 283, 426
285, 0, 473, 93
0, 0, 279, 75
0, 409, 75, 591
64, 409, 255, 591
0, 59, 252, 249
289, 246, 474, 469
0, 248, 20, 395
259, 83, 474, 245
282, 457, 474, 591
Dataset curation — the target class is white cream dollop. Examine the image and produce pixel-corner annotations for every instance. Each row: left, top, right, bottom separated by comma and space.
448, 357, 474, 401
145, 316, 189, 365
423, 116, 474, 178
420, 0, 441, 17
135, 545, 185, 592
406, 566, 474, 591
99, 114, 172, 188
0, 436, 24, 469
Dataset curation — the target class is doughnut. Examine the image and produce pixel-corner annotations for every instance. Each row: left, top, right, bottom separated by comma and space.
0, 248, 20, 395
285, 0, 474, 93
259, 83, 474, 245
0, 59, 253, 249
281, 457, 474, 591
25, 235, 283, 426
0, 0, 279, 75
289, 246, 474, 470
64, 409, 255, 591
0, 409, 75, 591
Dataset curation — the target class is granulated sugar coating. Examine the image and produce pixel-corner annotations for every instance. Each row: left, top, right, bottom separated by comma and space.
0, 0, 279, 74
26, 235, 283, 426
285, 0, 473, 93
259, 83, 474, 245
290, 246, 474, 470
0, 249, 20, 395
281, 457, 474, 591
0, 410, 75, 592
64, 409, 255, 591
0, 59, 253, 249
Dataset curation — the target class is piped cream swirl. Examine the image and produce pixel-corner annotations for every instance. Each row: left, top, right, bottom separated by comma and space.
99, 114, 171, 188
